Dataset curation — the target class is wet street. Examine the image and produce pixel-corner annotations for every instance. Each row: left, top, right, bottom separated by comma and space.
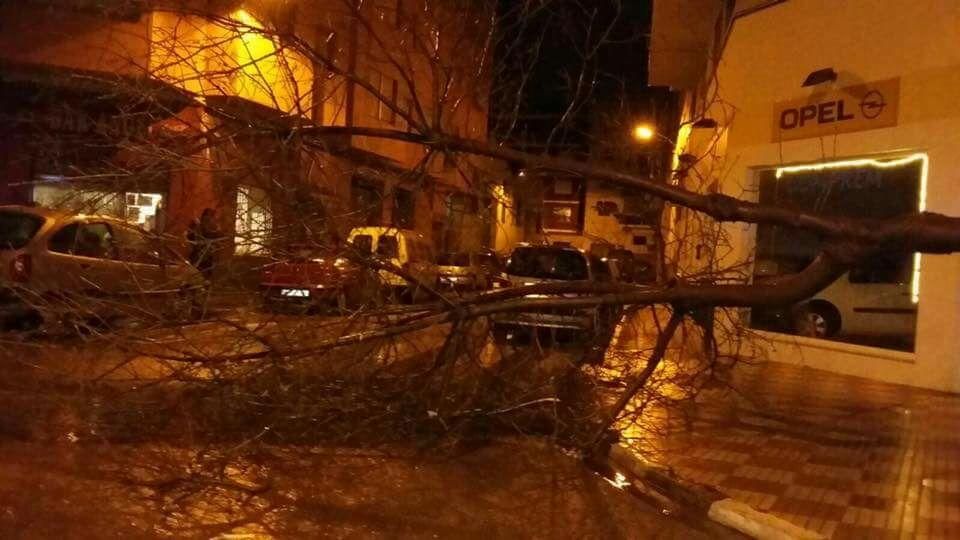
1, 305, 958, 539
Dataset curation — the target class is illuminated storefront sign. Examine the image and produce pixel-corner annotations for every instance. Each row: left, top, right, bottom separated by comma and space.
772, 78, 900, 142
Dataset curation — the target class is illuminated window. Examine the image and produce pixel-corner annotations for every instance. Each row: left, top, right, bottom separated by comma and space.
540, 176, 584, 233
235, 185, 272, 255
750, 154, 927, 353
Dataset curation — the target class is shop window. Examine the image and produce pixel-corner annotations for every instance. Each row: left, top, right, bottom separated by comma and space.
32, 184, 163, 231
749, 156, 924, 352
235, 185, 272, 255
123, 192, 164, 231
32, 184, 122, 219
849, 254, 911, 284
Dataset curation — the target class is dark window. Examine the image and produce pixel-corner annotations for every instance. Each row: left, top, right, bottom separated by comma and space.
447, 192, 478, 217
393, 188, 415, 229
351, 177, 383, 226
376, 236, 399, 258
0, 211, 44, 250
389, 79, 399, 125
49, 223, 80, 254
351, 234, 373, 255
506, 247, 588, 281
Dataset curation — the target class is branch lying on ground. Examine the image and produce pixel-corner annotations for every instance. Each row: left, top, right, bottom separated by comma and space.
142, 249, 848, 364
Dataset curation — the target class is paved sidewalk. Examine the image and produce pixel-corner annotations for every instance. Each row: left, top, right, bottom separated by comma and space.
653, 361, 960, 539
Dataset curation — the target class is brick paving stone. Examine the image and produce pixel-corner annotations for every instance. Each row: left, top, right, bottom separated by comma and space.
646, 361, 960, 539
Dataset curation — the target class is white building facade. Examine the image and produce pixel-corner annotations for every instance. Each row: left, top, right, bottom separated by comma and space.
652, 0, 960, 392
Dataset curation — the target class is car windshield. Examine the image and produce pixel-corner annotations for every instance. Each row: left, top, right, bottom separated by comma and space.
0, 211, 44, 250
506, 247, 588, 280
437, 252, 470, 266
376, 236, 399, 258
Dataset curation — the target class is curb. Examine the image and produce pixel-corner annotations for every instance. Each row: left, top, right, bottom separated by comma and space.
608, 444, 825, 540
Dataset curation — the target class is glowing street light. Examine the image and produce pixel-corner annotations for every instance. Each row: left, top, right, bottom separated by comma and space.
632, 123, 654, 142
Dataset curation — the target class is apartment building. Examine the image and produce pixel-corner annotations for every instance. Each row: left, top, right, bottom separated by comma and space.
0, 0, 498, 256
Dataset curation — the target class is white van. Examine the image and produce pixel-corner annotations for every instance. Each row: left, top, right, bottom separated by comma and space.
755, 258, 917, 343
346, 227, 439, 301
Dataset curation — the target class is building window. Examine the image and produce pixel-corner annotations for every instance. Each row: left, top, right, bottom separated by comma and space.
393, 187, 414, 229
540, 176, 584, 233
351, 176, 383, 226
32, 183, 164, 232
235, 185, 272, 255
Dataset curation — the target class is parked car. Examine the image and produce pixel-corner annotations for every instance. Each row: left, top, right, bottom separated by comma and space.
346, 227, 439, 302
490, 245, 622, 348
438, 249, 505, 290
260, 244, 375, 313
752, 258, 917, 344
477, 249, 511, 290
0, 205, 205, 330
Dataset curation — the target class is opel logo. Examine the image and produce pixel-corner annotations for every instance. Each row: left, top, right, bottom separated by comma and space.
860, 90, 886, 119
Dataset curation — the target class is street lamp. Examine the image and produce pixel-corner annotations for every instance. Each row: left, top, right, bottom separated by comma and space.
632, 123, 654, 142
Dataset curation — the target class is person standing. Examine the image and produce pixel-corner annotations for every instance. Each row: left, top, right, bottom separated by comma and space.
187, 208, 223, 281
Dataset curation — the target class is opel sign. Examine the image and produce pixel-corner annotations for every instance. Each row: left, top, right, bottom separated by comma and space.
773, 78, 899, 142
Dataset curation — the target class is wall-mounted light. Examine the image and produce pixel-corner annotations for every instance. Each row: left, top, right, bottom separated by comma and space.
801, 67, 838, 87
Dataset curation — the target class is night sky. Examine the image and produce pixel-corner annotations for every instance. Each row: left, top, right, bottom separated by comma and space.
492, 0, 656, 154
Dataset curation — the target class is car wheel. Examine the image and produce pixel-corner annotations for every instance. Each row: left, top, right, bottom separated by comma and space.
793, 304, 838, 338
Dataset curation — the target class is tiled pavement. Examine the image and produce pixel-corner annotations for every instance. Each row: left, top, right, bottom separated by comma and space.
652, 361, 960, 539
